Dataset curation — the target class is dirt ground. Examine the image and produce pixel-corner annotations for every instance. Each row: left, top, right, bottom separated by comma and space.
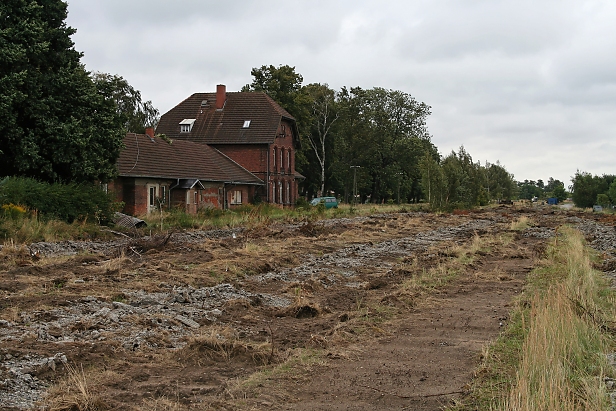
1, 206, 615, 410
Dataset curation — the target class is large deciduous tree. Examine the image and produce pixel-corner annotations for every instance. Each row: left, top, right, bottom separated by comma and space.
333, 87, 436, 203
91, 73, 160, 134
0, 0, 125, 183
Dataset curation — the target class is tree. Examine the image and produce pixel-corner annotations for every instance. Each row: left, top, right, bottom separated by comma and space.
545, 177, 567, 202
333, 87, 435, 203
242, 64, 305, 119
0, 0, 125, 183
91, 73, 159, 133
420, 152, 447, 210
596, 193, 610, 208
608, 180, 616, 205
304, 83, 338, 196
485, 161, 515, 201
571, 171, 605, 208
517, 180, 543, 200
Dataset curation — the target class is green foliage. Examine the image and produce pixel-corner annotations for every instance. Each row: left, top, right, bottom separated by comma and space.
596, 193, 610, 208
1, 203, 27, 219
608, 180, 616, 205
485, 161, 516, 201
295, 197, 309, 209
91, 72, 160, 133
420, 152, 447, 210
242, 64, 305, 119
517, 180, 544, 200
243, 67, 439, 203
0, 177, 118, 223
0, 0, 125, 183
330, 87, 436, 203
571, 171, 616, 208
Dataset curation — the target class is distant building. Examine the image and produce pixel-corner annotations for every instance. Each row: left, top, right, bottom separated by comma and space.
155, 85, 304, 206
110, 130, 263, 215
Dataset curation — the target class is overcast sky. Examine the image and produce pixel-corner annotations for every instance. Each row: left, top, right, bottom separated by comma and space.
65, 0, 616, 187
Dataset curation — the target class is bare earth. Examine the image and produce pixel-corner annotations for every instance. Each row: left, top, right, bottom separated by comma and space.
1, 206, 615, 410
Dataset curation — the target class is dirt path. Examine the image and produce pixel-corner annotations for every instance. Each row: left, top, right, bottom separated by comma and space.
0, 207, 613, 410
284, 246, 533, 410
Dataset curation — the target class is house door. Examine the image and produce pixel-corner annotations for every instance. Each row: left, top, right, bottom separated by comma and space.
147, 184, 158, 213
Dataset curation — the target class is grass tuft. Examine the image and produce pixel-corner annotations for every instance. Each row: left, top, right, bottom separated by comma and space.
44, 363, 107, 411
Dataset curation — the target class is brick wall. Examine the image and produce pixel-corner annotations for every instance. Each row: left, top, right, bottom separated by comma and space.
212, 144, 268, 177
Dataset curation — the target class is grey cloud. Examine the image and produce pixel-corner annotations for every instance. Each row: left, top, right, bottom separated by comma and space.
64, 0, 616, 186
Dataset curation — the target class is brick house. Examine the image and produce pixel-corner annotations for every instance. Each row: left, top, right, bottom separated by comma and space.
155, 85, 303, 206
110, 131, 263, 215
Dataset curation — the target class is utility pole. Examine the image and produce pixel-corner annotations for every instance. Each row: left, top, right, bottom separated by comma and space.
350, 166, 361, 207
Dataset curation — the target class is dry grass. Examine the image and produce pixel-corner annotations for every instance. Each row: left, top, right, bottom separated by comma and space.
451, 227, 616, 411
178, 326, 273, 365
228, 348, 327, 398
510, 216, 533, 231
44, 363, 107, 411
396, 234, 498, 302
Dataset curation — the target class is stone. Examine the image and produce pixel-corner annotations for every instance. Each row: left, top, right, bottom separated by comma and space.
175, 315, 200, 329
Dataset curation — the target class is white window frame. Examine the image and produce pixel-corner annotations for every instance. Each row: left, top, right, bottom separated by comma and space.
147, 184, 159, 213
179, 119, 196, 133
286, 182, 290, 204
231, 190, 242, 205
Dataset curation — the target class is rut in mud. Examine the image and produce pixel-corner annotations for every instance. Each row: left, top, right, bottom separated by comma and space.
1, 207, 615, 410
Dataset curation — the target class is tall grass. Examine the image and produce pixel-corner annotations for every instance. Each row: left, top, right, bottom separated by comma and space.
502, 227, 615, 411
140, 203, 423, 232
454, 227, 616, 410
0, 215, 109, 244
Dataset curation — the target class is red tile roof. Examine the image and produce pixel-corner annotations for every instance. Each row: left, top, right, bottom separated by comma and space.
117, 133, 263, 185
156, 91, 298, 145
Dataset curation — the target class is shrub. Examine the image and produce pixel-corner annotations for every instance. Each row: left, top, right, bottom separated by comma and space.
1, 203, 27, 220
295, 197, 309, 209
0, 177, 118, 223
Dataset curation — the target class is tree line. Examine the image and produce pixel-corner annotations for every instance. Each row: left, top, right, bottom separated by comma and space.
243, 65, 517, 209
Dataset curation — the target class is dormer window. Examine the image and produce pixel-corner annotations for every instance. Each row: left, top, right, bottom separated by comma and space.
179, 119, 196, 133
243, 120, 251, 128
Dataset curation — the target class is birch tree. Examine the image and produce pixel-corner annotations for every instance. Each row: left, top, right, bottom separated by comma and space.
305, 84, 338, 196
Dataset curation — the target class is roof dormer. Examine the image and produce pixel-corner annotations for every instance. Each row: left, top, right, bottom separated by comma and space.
179, 119, 196, 133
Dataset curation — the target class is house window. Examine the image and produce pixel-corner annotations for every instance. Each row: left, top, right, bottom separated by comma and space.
243, 120, 251, 128
179, 119, 196, 133
160, 186, 167, 204
287, 150, 291, 173
231, 190, 242, 205
286, 182, 290, 204
280, 149, 283, 172
272, 148, 276, 170
278, 182, 283, 204
149, 186, 156, 207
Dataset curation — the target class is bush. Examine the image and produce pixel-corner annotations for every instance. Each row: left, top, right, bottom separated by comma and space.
295, 197, 309, 209
1, 203, 27, 219
0, 177, 118, 223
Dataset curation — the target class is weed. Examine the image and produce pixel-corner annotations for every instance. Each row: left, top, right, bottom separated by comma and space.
44, 363, 106, 411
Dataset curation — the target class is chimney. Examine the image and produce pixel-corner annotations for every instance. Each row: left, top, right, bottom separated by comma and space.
145, 127, 155, 139
216, 84, 226, 109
